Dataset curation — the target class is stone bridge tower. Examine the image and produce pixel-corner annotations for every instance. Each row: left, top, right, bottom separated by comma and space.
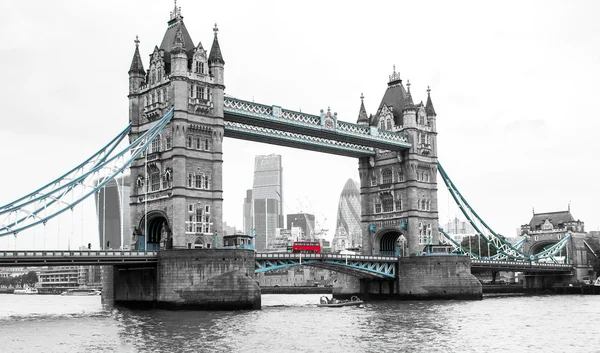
358, 68, 439, 256
127, 4, 225, 250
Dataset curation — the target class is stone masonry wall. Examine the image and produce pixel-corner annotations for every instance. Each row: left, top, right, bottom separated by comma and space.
157, 249, 260, 309
398, 255, 482, 300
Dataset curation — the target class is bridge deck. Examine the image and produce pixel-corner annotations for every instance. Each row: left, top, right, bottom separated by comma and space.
0, 250, 158, 267
471, 259, 572, 273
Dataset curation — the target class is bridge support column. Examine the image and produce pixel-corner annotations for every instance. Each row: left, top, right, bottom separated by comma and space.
100, 265, 114, 306
332, 273, 362, 299
397, 255, 482, 300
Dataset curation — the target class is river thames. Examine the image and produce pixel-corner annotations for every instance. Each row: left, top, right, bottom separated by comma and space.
0, 294, 598, 353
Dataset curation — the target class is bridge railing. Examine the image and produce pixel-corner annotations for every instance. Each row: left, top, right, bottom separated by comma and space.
471, 259, 572, 269
0, 250, 158, 258
255, 253, 398, 262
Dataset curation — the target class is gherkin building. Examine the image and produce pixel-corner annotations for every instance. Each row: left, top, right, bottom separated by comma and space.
332, 179, 362, 252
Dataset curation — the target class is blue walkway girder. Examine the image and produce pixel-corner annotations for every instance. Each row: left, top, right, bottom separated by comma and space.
255, 253, 397, 279
224, 121, 375, 158
223, 97, 412, 154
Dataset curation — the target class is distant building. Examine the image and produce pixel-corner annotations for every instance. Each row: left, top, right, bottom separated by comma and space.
38, 267, 81, 289
256, 267, 333, 287
332, 179, 362, 252
287, 213, 315, 240
252, 154, 283, 251
222, 222, 237, 236
444, 217, 476, 235
95, 174, 131, 250
243, 189, 253, 236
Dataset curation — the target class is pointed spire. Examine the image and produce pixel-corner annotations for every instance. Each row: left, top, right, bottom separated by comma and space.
357, 93, 369, 124
209, 23, 225, 65
170, 0, 182, 21
425, 86, 437, 116
129, 35, 145, 75
404, 79, 414, 108
388, 64, 402, 86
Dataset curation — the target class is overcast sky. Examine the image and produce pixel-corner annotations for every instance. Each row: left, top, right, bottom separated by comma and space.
0, 0, 598, 249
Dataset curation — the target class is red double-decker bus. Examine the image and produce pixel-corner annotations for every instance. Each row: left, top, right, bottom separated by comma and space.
291, 241, 321, 254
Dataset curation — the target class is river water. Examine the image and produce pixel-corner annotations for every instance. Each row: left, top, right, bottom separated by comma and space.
0, 294, 598, 353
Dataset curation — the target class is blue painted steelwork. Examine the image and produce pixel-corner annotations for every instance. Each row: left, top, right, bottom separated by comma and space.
223, 97, 411, 154
255, 253, 397, 279
437, 162, 572, 261
224, 121, 375, 157
0, 108, 174, 237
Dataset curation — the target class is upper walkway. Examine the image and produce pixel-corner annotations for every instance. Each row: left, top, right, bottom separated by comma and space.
223, 97, 411, 157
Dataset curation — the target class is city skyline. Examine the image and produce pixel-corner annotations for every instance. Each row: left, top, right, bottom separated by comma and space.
0, 1, 599, 251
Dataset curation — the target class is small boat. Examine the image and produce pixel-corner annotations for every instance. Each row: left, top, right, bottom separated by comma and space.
61, 288, 102, 296
13, 287, 39, 295
317, 295, 363, 307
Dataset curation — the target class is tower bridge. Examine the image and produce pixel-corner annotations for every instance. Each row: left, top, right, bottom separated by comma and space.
0, 4, 592, 309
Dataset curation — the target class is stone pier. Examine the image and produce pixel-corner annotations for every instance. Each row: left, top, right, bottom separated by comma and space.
333, 255, 482, 300
102, 249, 261, 310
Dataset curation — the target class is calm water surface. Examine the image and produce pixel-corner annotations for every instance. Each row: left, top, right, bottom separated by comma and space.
0, 294, 598, 353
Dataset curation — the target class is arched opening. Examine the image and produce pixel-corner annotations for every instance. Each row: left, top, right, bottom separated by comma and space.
138, 211, 171, 251
529, 241, 566, 263
378, 230, 404, 257
194, 236, 205, 249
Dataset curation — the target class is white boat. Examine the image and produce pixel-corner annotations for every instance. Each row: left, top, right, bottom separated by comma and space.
61, 288, 102, 296
318, 295, 363, 307
13, 287, 39, 295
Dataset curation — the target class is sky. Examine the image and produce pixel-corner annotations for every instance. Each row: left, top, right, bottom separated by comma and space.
0, 0, 599, 249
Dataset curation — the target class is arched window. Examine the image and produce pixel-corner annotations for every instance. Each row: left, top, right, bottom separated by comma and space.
149, 166, 160, 192
395, 197, 402, 211
381, 193, 393, 213
382, 169, 392, 184
386, 119, 392, 130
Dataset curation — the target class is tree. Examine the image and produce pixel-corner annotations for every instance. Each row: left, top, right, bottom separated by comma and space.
21, 271, 38, 287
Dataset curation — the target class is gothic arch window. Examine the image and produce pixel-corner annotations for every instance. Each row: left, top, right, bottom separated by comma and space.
148, 166, 160, 192
386, 119, 392, 130
382, 169, 392, 184
381, 193, 393, 213
163, 168, 172, 189
395, 197, 402, 211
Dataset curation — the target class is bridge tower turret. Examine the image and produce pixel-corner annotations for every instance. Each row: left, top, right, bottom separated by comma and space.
127, 4, 225, 251
128, 36, 145, 126
359, 67, 439, 256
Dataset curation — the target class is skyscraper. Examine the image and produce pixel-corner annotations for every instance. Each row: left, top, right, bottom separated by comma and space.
243, 189, 253, 235
252, 154, 283, 251
95, 175, 131, 250
287, 213, 315, 240
332, 179, 362, 252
